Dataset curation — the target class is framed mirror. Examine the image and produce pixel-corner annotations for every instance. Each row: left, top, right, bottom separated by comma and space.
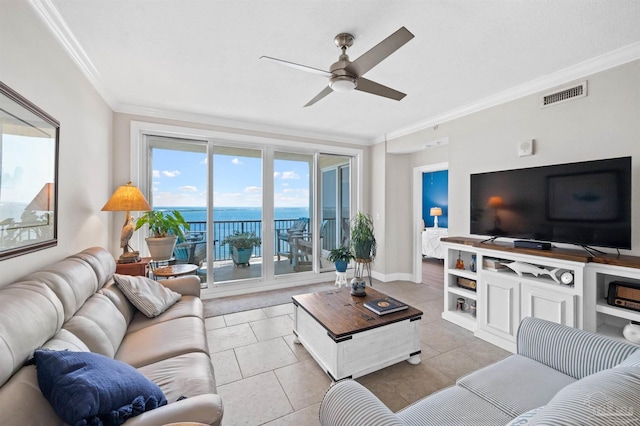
0, 82, 59, 260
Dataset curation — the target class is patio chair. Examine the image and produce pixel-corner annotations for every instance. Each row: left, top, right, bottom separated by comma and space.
276, 218, 308, 262
173, 244, 190, 264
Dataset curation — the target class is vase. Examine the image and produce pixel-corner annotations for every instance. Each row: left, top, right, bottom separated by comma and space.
350, 276, 367, 297
231, 247, 253, 267
623, 322, 640, 344
335, 260, 348, 273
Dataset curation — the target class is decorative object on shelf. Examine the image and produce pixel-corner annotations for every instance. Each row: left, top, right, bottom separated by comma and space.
502, 261, 560, 283
606, 281, 640, 312
470, 301, 477, 318
455, 251, 464, 269
135, 210, 190, 261
623, 322, 640, 343
456, 297, 468, 311
457, 277, 477, 291
560, 271, 574, 285
351, 212, 376, 260
102, 182, 152, 264
430, 207, 442, 228
221, 231, 261, 267
470, 254, 477, 272
350, 276, 367, 297
328, 246, 355, 273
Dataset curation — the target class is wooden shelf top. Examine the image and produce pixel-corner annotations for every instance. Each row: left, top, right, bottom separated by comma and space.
292, 287, 422, 341
441, 236, 640, 269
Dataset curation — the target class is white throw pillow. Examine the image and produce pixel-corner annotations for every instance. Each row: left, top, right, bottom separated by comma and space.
114, 274, 181, 318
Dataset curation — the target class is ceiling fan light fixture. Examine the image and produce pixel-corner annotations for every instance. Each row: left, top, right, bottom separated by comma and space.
329, 75, 357, 92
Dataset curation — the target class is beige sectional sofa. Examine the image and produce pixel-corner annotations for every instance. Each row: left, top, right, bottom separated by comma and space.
0, 247, 223, 425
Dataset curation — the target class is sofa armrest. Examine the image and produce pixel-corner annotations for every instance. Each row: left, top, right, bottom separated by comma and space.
124, 394, 223, 426
517, 316, 638, 379
160, 275, 201, 298
319, 380, 405, 426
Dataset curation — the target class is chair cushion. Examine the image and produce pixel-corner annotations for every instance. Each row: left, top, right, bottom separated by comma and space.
114, 274, 181, 318
506, 406, 545, 426
397, 385, 512, 425
456, 355, 576, 418
34, 349, 167, 426
529, 366, 640, 425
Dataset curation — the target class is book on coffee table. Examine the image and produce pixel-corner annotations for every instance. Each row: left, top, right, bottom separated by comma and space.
364, 297, 409, 315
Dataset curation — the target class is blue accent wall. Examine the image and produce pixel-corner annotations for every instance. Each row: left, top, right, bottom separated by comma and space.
422, 170, 449, 228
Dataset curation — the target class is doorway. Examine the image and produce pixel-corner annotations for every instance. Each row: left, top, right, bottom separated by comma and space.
412, 162, 448, 283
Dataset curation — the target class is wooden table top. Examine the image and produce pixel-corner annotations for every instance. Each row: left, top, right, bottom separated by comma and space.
292, 287, 423, 340
153, 264, 198, 278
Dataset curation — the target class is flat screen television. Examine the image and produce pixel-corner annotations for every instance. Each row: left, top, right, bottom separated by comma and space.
470, 156, 632, 249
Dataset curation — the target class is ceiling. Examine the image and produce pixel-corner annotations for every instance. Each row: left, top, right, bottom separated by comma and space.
35, 0, 640, 144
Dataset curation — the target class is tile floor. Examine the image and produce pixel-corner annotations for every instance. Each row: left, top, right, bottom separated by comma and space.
205, 261, 511, 425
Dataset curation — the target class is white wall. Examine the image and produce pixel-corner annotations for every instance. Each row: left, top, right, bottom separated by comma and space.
381, 60, 640, 278
0, 1, 113, 286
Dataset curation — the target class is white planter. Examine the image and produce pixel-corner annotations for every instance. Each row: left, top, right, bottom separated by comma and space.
145, 236, 178, 261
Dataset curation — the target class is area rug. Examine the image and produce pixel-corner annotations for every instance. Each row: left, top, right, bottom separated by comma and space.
203, 281, 337, 317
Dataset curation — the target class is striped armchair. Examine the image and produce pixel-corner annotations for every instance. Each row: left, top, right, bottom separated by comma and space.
320, 317, 640, 425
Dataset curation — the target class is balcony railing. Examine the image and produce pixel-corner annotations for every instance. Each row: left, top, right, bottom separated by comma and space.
185, 218, 339, 262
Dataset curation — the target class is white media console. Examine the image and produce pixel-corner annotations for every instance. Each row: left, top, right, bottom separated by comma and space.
442, 237, 640, 352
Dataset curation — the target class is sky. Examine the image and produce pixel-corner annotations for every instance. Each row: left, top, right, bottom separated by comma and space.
150, 148, 310, 208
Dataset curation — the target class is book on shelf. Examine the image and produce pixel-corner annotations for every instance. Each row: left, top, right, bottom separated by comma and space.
364, 297, 409, 315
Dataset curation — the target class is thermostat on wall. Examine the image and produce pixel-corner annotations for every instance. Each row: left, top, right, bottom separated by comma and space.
518, 140, 534, 157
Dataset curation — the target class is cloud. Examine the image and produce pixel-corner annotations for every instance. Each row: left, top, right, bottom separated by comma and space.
152, 170, 160, 178
244, 186, 261, 193
232, 158, 242, 165
273, 171, 281, 178
282, 171, 299, 180
180, 185, 197, 192
162, 170, 181, 178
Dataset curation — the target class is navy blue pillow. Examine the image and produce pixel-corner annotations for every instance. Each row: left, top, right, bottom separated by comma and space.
34, 350, 167, 426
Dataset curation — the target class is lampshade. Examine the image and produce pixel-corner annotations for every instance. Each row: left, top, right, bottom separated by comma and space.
430, 207, 443, 217
26, 182, 55, 211
102, 182, 151, 212
487, 196, 504, 209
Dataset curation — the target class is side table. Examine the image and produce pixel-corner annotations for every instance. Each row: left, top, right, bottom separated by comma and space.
115, 257, 151, 277
354, 258, 373, 287
152, 264, 198, 280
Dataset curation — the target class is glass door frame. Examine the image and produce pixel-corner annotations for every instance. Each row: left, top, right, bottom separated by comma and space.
129, 121, 364, 296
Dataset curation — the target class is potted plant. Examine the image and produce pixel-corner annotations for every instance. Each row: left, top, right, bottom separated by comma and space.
328, 246, 354, 272
350, 212, 376, 260
221, 231, 261, 267
135, 210, 190, 261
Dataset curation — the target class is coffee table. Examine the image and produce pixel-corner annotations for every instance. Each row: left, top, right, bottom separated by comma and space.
152, 264, 198, 279
292, 287, 423, 381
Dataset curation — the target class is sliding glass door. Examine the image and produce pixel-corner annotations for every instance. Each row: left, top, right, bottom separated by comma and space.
140, 129, 357, 291
273, 151, 313, 276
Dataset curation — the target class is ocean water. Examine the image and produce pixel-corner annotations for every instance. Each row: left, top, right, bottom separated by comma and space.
156, 206, 310, 223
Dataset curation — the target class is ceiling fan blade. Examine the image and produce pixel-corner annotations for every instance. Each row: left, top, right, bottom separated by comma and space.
355, 77, 406, 101
260, 56, 333, 78
346, 27, 414, 77
304, 85, 333, 107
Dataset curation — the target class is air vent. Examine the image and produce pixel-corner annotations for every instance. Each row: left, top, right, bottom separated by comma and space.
540, 81, 587, 108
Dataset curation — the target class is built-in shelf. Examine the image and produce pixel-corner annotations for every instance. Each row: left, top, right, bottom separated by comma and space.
447, 286, 477, 300
596, 300, 640, 322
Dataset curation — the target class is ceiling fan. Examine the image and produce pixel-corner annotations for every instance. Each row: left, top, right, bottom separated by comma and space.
260, 27, 414, 107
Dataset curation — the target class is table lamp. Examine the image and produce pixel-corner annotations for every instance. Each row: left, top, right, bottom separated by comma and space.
430, 207, 442, 228
102, 182, 151, 263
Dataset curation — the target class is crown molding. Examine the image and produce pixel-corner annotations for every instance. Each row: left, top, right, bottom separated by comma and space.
382, 41, 640, 143
116, 103, 369, 146
28, 0, 118, 108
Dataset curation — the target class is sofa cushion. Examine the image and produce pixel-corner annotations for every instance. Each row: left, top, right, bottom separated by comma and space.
457, 354, 576, 418
617, 348, 640, 367
116, 316, 209, 368
397, 385, 512, 425
34, 349, 167, 426
63, 293, 128, 358
137, 352, 217, 402
114, 274, 181, 318
529, 366, 640, 425
127, 295, 203, 334
26, 258, 100, 322
41, 329, 90, 352
0, 281, 64, 387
